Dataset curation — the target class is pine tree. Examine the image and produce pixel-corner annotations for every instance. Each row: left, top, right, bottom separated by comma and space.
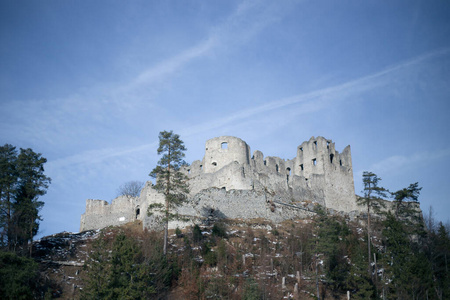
13, 148, 50, 255
0, 251, 40, 299
82, 231, 157, 299
0, 144, 17, 248
0, 145, 50, 254
381, 213, 434, 299
391, 182, 422, 220
432, 222, 450, 299
148, 131, 189, 255
356, 171, 387, 277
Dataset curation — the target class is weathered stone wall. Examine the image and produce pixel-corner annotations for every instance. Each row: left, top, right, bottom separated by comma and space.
80, 196, 139, 231
80, 136, 360, 232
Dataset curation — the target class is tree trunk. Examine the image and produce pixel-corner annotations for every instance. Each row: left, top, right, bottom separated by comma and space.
316, 253, 320, 300
367, 206, 372, 276
6, 192, 11, 251
163, 148, 171, 256
29, 217, 34, 257
163, 204, 168, 255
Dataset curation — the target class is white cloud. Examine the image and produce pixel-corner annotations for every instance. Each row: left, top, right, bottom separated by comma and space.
178, 47, 450, 140
114, 0, 294, 94
42, 46, 450, 171
358, 148, 450, 176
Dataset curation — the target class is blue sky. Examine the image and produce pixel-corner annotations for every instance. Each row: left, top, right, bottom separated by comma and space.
1, 0, 449, 238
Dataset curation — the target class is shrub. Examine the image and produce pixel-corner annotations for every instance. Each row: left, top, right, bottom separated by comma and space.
193, 224, 203, 243
0, 251, 40, 300
175, 227, 182, 237
212, 222, 228, 238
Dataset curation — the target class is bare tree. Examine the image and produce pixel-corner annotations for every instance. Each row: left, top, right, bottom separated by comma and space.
117, 181, 144, 198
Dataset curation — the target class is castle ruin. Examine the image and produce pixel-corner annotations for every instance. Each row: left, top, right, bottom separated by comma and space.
80, 136, 359, 231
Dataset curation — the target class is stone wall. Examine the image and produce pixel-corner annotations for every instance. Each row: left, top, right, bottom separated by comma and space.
80, 196, 140, 231
80, 136, 360, 232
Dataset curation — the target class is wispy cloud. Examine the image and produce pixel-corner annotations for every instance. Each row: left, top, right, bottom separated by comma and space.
179, 47, 450, 139
115, 0, 293, 94
45, 46, 450, 170
120, 38, 217, 92
365, 148, 450, 175
47, 141, 159, 170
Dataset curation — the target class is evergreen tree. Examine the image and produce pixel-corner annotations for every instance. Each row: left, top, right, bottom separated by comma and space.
432, 222, 450, 299
345, 243, 375, 299
382, 213, 434, 299
148, 131, 189, 255
0, 144, 17, 248
82, 231, 158, 299
0, 145, 50, 254
314, 214, 352, 298
109, 233, 156, 298
356, 171, 387, 276
13, 148, 50, 255
391, 182, 422, 220
81, 232, 112, 299
0, 251, 40, 299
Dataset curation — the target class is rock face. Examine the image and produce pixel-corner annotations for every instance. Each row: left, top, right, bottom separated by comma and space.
80, 136, 358, 232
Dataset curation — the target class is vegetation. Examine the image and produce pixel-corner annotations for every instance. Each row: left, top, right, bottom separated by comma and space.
356, 171, 388, 276
25, 201, 450, 299
0, 251, 40, 299
148, 130, 189, 255
0, 144, 51, 299
116, 180, 144, 198
0, 144, 51, 255
81, 228, 172, 299
391, 182, 422, 220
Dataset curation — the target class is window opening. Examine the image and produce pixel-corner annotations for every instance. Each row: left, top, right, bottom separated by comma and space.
286, 167, 291, 175
300, 164, 304, 171
330, 154, 334, 164
339, 160, 342, 166
264, 160, 267, 166
327, 141, 330, 149
299, 147, 303, 151
135, 208, 140, 219
212, 162, 217, 166
200, 165, 203, 170
276, 164, 279, 172
221, 142, 228, 149
187, 169, 191, 174
312, 158, 317, 166
313, 141, 317, 150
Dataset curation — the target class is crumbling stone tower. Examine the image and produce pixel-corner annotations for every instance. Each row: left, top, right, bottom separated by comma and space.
294, 136, 356, 212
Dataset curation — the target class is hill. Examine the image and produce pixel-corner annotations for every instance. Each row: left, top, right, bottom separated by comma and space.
29, 211, 450, 299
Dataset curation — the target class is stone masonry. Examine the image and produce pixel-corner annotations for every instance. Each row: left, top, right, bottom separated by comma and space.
80, 136, 358, 232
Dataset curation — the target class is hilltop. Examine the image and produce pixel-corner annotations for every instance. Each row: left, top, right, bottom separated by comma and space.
30, 209, 449, 299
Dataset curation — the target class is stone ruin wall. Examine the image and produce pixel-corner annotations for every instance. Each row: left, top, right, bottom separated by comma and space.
80, 196, 141, 231
80, 136, 358, 232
